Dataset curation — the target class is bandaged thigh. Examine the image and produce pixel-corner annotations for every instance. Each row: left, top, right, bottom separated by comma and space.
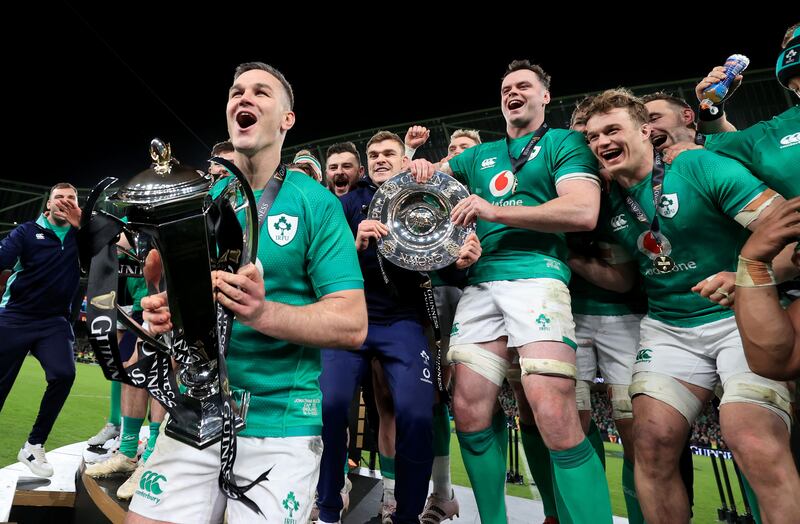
609, 384, 633, 420
721, 373, 792, 431
575, 380, 592, 411
447, 343, 510, 387
519, 357, 577, 379
629, 371, 704, 424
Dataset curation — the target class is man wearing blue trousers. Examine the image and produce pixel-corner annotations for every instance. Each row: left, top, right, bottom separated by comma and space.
0, 183, 82, 477
315, 131, 481, 524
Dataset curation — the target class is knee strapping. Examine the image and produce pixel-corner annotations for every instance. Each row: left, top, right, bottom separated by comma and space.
609, 384, 633, 420
629, 372, 703, 424
575, 380, 591, 411
721, 373, 792, 431
447, 344, 509, 387
519, 357, 576, 379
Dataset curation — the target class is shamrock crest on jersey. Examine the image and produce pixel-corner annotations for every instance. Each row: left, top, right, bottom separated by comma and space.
657, 193, 679, 218
268, 214, 299, 246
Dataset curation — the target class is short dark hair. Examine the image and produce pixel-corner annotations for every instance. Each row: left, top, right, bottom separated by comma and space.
366, 131, 404, 155
585, 89, 649, 127
233, 62, 294, 110
211, 140, 234, 157
50, 182, 77, 197
326, 142, 361, 165
641, 91, 696, 130
503, 59, 552, 90
641, 91, 692, 111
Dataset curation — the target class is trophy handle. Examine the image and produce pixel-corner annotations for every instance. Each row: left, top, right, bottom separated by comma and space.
115, 305, 172, 355
81, 177, 118, 228
209, 156, 259, 266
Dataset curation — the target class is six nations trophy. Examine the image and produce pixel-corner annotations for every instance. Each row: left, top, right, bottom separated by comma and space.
78, 138, 258, 451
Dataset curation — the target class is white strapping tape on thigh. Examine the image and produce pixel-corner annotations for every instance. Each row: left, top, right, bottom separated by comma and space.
629, 371, 704, 425
575, 380, 591, 411
519, 358, 577, 379
721, 373, 793, 431
609, 384, 633, 420
447, 344, 510, 387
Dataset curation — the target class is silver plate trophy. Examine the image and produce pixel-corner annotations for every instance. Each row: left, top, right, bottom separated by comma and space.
368, 171, 473, 271
82, 138, 258, 449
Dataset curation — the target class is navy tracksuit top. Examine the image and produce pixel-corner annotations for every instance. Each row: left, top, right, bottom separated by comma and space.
0, 215, 80, 322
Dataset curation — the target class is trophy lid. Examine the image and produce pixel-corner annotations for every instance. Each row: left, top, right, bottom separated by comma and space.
111, 138, 212, 206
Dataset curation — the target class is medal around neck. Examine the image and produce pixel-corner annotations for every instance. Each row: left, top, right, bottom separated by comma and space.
368, 171, 474, 271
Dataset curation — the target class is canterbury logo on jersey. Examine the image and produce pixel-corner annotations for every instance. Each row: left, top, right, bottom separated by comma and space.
136, 470, 167, 504
139, 471, 167, 495
36, 233, 45, 240
481, 157, 497, 169
489, 171, 515, 197
611, 214, 628, 231
780, 132, 800, 148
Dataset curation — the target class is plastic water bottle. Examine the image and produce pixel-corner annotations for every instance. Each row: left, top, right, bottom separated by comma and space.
699, 54, 750, 109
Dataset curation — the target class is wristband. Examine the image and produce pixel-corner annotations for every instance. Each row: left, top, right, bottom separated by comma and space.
735, 255, 776, 287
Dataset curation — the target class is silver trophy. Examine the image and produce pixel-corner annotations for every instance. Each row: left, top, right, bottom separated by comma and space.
368, 171, 473, 271
83, 138, 258, 448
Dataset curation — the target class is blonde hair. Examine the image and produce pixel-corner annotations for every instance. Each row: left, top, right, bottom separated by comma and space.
450, 129, 482, 145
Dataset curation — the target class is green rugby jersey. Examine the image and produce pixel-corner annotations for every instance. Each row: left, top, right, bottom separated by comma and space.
704, 106, 799, 198
600, 150, 767, 328
127, 277, 147, 312
119, 216, 148, 312
211, 170, 363, 437
570, 274, 646, 317
448, 128, 599, 285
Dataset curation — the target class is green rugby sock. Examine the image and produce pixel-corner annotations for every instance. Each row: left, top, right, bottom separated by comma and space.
379, 454, 395, 480
622, 458, 645, 524
519, 422, 559, 518
108, 381, 121, 427
587, 419, 606, 469
432, 403, 451, 456
740, 473, 763, 524
492, 409, 508, 460
457, 426, 507, 524
551, 438, 612, 524
432, 403, 453, 497
119, 416, 144, 459
141, 422, 160, 462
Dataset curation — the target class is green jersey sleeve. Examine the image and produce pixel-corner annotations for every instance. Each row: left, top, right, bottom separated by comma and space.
306, 191, 363, 297
686, 151, 768, 224
551, 131, 599, 185
447, 146, 477, 186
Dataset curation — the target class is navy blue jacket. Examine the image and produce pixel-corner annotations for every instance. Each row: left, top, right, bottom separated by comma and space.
0, 215, 80, 322
340, 179, 465, 324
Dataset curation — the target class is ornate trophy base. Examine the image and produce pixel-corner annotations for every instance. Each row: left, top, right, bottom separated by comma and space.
164, 392, 249, 449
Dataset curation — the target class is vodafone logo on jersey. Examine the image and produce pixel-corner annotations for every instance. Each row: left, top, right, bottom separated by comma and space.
489, 171, 515, 197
